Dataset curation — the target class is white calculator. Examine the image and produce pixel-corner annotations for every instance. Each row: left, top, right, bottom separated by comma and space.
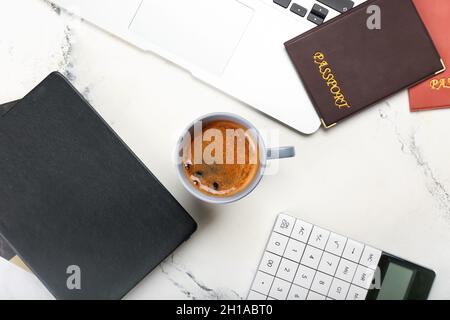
248, 213, 435, 300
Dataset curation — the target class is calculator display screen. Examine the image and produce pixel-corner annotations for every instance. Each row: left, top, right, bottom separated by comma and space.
376, 263, 414, 300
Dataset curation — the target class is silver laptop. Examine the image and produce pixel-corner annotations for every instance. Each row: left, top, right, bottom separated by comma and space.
49, 0, 365, 134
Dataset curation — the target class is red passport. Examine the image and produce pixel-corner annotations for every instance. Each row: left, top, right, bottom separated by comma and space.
409, 0, 450, 111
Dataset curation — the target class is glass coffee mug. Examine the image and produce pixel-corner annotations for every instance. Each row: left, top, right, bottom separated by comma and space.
175, 113, 295, 204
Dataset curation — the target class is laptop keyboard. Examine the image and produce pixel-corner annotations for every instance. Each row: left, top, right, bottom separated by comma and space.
273, 0, 354, 25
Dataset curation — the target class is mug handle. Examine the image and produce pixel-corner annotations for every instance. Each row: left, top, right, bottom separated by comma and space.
266, 146, 296, 160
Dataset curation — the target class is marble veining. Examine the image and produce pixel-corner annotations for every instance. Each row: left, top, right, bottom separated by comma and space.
160, 255, 243, 300
378, 101, 450, 221
58, 26, 76, 82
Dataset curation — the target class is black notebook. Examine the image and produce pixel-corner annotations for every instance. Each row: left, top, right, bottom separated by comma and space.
0, 72, 197, 299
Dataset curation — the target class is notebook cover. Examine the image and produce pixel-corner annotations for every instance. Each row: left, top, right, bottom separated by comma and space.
285, 0, 444, 128
408, 0, 450, 111
0, 72, 197, 299
0, 100, 20, 261
1, 101, 34, 271
0, 100, 19, 117
0, 235, 15, 261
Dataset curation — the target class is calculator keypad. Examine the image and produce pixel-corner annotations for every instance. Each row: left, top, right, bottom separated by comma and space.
301, 245, 323, 269
293, 265, 316, 289
342, 239, 364, 263
328, 278, 350, 300
266, 232, 289, 256
309, 226, 330, 250
284, 238, 306, 262
318, 252, 340, 276
259, 251, 281, 276
248, 213, 382, 300
269, 278, 291, 300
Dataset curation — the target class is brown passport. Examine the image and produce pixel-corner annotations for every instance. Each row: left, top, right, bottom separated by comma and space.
285, 0, 445, 128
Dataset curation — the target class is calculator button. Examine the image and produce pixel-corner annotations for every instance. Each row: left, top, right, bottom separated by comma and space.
276, 258, 299, 283
360, 246, 382, 269
266, 232, 289, 256
308, 226, 330, 250
251, 271, 275, 295
274, 214, 295, 236
311, 271, 333, 296
247, 290, 267, 300
284, 238, 306, 262
342, 239, 364, 263
301, 245, 323, 269
335, 259, 357, 283
287, 284, 308, 300
318, 252, 340, 276
307, 291, 326, 300
325, 232, 347, 256
293, 265, 316, 289
346, 285, 368, 300
328, 278, 350, 300
269, 278, 291, 300
291, 219, 313, 243
352, 265, 375, 289
259, 251, 281, 276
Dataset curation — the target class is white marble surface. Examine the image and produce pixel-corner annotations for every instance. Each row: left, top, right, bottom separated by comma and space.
1, 0, 450, 300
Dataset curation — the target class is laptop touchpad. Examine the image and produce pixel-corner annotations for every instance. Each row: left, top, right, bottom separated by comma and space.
129, 0, 253, 75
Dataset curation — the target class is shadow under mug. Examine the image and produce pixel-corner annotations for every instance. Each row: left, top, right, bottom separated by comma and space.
175, 113, 295, 204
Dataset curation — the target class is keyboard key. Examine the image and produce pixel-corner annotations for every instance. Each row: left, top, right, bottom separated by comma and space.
288, 284, 308, 300
308, 225, 330, 250
301, 245, 323, 269
251, 271, 275, 295
317, 0, 354, 13
352, 265, 376, 289
307, 13, 324, 25
318, 251, 340, 276
290, 3, 307, 17
247, 290, 267, 300
360, 246, 382, 269
276, 258, 299, 282
274, 214, 295, 236
284, 238, 306, 262
342, 239, 364, 263
269, 278, 291, 300
273, 0, 291, 9
307, 291, 326, 300
328, 278, 350, 300
311, 4, 329, 19
248, 214, 388, 302
325, 232, 347, 256
266, 232, 289, 256
346, 285, 368, 300
293, 265, 316, 289
335, 258, 357, 283
259, 251, 281, 276
291, 219, 313, 243
311, 271, 333, 296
